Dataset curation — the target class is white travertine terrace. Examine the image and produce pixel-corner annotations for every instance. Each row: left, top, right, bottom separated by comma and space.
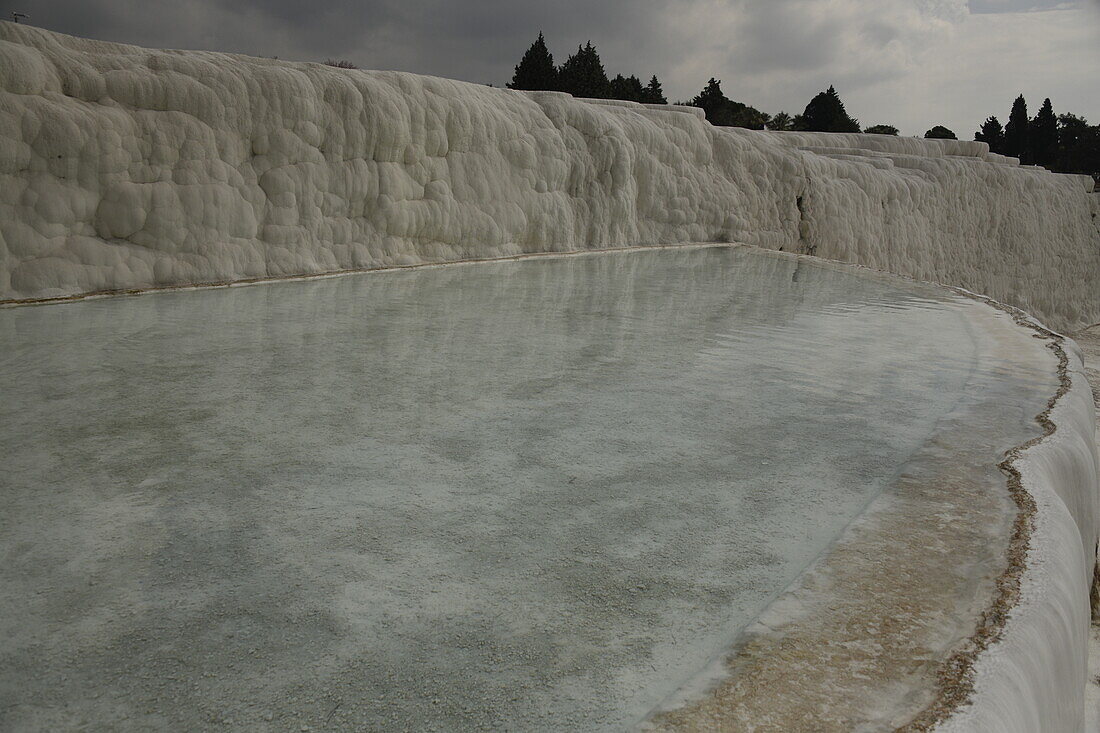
0, 22, 1098, 331
1, 21, 1099, 731
937, 335, 1098, 731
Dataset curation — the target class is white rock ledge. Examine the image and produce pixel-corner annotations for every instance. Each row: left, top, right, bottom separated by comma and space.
1, 23, 1098, 331
637, 270, 1100, 732
940, 331, 1100, 732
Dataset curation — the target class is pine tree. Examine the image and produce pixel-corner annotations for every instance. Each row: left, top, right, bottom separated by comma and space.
863, 124, 899, 135
795, 86, 860, 133
924, 126, 957, 140
1029, 97, 1058, 168
558, 42, 610, 99
609, 74, 645, 102
974, 116, 1005, 154
1004, 95, 1030, 162
689, 79, 770, 129
641, 75, 666, 104
692, 78, 729, 119
507, 33, 558, 91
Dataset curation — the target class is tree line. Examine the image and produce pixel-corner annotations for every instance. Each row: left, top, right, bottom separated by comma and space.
974, 96, 1099, 180
508, 33, 666, 104
507, 34, 1099, 182
509, 35, 886, 133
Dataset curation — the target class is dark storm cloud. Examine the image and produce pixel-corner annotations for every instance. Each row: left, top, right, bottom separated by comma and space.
14, 0, 670, 85
6, 0, 930, 92
726, 2, 847, 74
7, 0, 1099, 135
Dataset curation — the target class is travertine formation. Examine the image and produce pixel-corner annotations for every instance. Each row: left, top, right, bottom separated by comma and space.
2, 21, 1099, 732
1, 22, 1097, 330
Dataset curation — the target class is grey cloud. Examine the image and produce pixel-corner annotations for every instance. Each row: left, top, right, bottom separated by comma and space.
729, 2, 848, 74
7, 0, 1099, 136
969, 0, 1081, 12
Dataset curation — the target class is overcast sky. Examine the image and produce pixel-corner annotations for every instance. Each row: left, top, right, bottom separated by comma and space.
7, 0, 1099, 136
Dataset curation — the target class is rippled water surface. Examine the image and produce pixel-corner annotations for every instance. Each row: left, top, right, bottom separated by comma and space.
0, 246, 1048, 730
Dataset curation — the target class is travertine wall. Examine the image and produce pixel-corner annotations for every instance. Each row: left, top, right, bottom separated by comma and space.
0, 21, 1097, 331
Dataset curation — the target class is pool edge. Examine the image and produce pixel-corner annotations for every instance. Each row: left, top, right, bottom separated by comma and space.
7, 243, 1096, 729
638, 257, 1100, 732
930, 308, 1099, 732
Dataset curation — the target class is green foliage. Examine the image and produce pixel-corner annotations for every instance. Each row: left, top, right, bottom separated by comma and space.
974, 116, 1005, 154
558, 42, 610, 99
1029, 98, 1058, 167
691, 78, 726, 116
974, 97, 1098, 183
609, 74, 645, 102
641, 75, 667, 105
769, 112, 795, 131
508, 32, 558, 91
690, 78, 770, 130
1054, 113, 1100, 183
507, 34, 666, 107
924, 126, 957, 140
508, 34, 667, 108
1004, 94, 1030, 162
863, 124, 899, 135
323, 59, 358, 69
503, 34, 1097, 188
794, 86, 860, 133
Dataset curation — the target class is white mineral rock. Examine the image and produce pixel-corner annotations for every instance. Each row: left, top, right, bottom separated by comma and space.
939, 339, 1099, 732
1, 22, 1097, 331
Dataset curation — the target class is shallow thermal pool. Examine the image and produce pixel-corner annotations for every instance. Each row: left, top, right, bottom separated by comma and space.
0, 246, 1053, 730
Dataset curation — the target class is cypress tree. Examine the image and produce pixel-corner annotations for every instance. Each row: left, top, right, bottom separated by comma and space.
1029, 98, 1058, 168
507, 33, 558, 91
641, 75, 667, 104
1004, 95, 1030, 162
975, 116, 1005, 154
558, 42, 610, 99
795, 85, 860, 133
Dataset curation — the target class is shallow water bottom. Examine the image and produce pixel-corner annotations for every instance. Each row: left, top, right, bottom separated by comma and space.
0, 246, 1054, 730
